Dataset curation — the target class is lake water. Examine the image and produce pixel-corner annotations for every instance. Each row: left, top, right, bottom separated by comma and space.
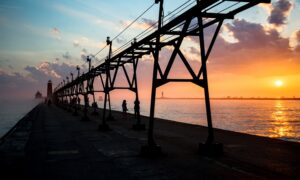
0, 99, 41, 138
1, 98, 300, 143
104, 98, 300, 143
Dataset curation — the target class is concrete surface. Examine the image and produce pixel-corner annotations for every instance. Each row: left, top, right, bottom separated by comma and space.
0, 103, 299, 179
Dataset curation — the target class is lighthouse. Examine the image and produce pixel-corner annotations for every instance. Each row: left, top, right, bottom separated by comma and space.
47, 80, 53, 100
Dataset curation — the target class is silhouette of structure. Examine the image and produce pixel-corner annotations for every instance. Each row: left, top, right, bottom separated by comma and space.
47, 80, 52, 100
53, 0, 270, 156
35, 91, 42, 99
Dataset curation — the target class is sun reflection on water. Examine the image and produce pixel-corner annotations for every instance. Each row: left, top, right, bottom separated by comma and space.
269, 100, 295, 139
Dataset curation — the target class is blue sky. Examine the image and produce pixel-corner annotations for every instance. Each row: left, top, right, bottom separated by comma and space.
0, 0, 300, 99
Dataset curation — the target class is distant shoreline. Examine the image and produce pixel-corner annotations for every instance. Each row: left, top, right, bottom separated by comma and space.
157, 97, 300, 100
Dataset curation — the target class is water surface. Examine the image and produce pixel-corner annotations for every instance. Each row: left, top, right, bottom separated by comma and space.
0, 99, 41, 138
104, 99, 300, 142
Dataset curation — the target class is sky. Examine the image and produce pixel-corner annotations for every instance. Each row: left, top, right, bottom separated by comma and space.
0, 0, 300, 100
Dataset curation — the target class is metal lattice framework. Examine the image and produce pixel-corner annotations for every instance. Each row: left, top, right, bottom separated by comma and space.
53, 0, 270, 154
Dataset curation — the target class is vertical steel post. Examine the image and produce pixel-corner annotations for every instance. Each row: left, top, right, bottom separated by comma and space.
141, 0, 164, 155
66, 76, 71, 112
82, 74, 90, 121
73, 66, 80, 116
197, 14, 223, 155
107, 37, 113, 120
87, 56, 91, 72
198, 17, 214, 144
99, 37, 112, 131
63, 80, 66, 107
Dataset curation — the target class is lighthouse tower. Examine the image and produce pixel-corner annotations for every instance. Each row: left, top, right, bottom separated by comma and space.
47, 80, 52, 100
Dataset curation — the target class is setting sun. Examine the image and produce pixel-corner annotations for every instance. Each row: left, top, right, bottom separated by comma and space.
275, 80, 283, 87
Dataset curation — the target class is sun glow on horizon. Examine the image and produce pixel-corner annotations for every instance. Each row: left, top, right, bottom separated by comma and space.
275, 80, 283, 87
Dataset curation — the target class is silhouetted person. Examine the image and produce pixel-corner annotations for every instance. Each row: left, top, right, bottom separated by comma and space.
77, 97, 81, 109
77, 97, 81, 105
84, 96, 89, 107
72, 97, 76, 105
134, 100, 140, 118
92, 101, 98, 108
122, 100, 128, 113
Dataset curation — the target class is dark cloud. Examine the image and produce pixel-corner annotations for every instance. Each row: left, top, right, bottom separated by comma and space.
25, 65, 51, 82
180, 19, 296, 76
82, 48, 88, 53
81, 48, 88, 61
268, 0, 292, 26
52, 27, 60, 34
225, 19, 290, 50
62, 51, 71, 60
142, 18, 156, 26
0, 71, 37, 99
81, 54, 87, 61
205, 19, 299, 77
189, 47, 199, 55
0, 62, 79, 99
297, 30, 300, 42
295, 30, 300, 52
116, 37, 126, 44
51, 27, 61, 40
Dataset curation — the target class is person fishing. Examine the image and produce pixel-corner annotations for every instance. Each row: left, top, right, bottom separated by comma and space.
134, 100, 140, 118
122, 100, 128, 113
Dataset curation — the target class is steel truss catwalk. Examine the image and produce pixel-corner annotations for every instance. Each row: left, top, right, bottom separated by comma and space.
54, 0, 270, 155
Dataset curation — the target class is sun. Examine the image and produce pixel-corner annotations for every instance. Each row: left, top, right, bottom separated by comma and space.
275, 80, 283, 87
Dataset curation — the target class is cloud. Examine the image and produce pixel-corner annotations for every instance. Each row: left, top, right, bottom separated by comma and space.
149, 18, 299, 79
141, 18, 156, 27
62, 51, 71, 60
51, 27, 62, 40
82, 48, 88, 53
295, 30, 300, 52
268, 0, 293, 27
80, 48, 93, 62
116, 37, 127, 44
225, 19, 290, 50
25, 62, 61, 80
73, 40, 80, 47
203, 19, 300, 78
0, 61, 79, 99
119, 18, 156, 31
0, 72, 35, 99
72, 37, 94, 48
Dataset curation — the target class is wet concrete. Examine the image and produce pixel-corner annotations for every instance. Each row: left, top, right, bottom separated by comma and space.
0, 103, 299, 179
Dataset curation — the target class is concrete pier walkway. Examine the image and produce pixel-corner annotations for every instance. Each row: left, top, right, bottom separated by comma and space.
1, 103, 299, 179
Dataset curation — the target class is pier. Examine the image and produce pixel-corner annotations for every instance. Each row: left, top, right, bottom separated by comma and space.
3, 0, 299, 179
1, 104, 299, 179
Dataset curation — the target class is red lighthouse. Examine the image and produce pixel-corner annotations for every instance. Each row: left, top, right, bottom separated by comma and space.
47, 80, 52, 100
